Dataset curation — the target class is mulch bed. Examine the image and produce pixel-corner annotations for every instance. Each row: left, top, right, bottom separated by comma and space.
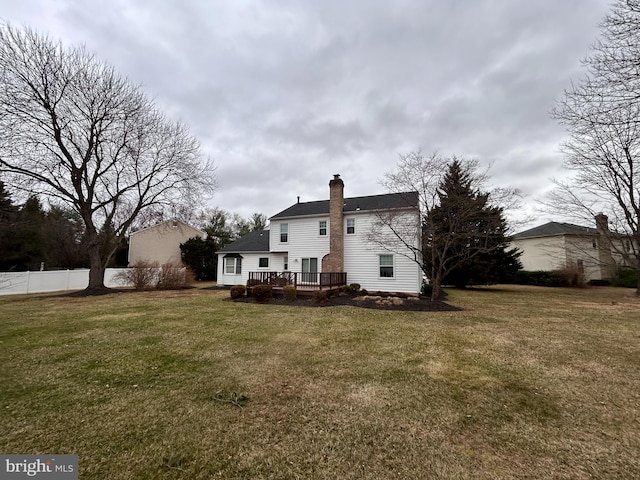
229, 293, 461, 312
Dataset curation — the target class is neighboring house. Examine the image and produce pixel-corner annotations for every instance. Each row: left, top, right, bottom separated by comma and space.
511, 214, 635, 281
218, 175, 422, 294
128, 220, 204, 267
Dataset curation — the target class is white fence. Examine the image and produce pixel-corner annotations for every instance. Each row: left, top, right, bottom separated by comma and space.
0, 269, 129, 296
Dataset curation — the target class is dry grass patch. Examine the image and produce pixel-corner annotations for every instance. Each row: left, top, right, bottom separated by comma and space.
0, 285, 638, 479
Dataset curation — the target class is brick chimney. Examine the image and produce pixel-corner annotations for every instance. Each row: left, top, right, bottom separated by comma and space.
322, 174, 344, 272
595, 213, 615, 280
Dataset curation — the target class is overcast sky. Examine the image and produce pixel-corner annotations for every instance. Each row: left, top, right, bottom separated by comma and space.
1, 0, 611, 228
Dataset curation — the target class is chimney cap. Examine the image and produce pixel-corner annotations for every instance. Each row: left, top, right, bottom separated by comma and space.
333, 174, 340, 179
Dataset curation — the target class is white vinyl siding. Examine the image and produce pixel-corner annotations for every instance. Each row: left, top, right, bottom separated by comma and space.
344, 211, 421, 294
217, 252, 270, 286
269, 211, 421, 294
270, 218, 330, 272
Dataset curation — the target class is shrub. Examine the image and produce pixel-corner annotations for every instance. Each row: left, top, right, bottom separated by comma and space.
252, 284, 273, 303
282, 285, 297, 302
513, 270, 570, 287
246, 278, 263, 288
230, 285, 246, 299
312, 290, 328, 303
114, 261, 158, 290
556, 263, 586, 288
345, 283, 361, 295
613, 268, 638, 288
157, 263, 189, 289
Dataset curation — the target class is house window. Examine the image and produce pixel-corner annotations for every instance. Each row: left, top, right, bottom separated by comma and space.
379, 254, 394, 278
284, 256, 289, 270
302, 257, 318, 283
259, 257, 269, 268
346, 218, 355, 235
319, 220, 327, 236
280, 223, 288, 243
224, 257, 242, 275
592, 240, 597, 249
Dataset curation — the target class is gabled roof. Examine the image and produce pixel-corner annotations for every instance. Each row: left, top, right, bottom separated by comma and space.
513, 221, 597, 240
218, 229, 270, 253
270, 191, 419, 219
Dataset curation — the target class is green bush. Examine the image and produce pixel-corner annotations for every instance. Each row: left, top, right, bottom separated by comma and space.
282, 285, 297, 302
252, 284, 273, 303
230, 285, 246, 299
613, 268, 638, 288
513, 270, 570, 287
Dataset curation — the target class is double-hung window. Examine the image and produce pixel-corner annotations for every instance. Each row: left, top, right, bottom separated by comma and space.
379, 254, 394, 278
346, 218, 355, 235
280, 223, 289, 243
319, 220, 327, 236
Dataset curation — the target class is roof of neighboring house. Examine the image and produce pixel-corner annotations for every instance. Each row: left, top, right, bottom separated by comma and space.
513, 221, 597, 240
130, 219, 204, 237
270, 191, 419, 219
218, 229, 270, 253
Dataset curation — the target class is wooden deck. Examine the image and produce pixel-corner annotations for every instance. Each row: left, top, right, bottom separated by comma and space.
248, 271, 347, 290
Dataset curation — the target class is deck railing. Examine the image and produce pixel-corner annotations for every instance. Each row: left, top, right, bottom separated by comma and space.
248, 271, 347, 290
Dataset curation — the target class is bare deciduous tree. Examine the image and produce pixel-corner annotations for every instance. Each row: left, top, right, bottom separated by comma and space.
370, 150, 519, 301
0, 24, 215, 292
551, 0, 640, 294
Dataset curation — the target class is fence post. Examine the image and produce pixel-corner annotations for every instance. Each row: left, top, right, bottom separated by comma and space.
25, 271, 30, 294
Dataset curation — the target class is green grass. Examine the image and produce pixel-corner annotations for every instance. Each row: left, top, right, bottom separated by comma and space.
1, 285, 639, 479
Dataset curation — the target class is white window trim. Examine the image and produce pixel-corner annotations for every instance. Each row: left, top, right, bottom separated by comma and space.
280, 223, 289, 243
319, 220, 328, 237
346, 218, 356, 235
224, 257, 242, 275
379, 254, 394, 279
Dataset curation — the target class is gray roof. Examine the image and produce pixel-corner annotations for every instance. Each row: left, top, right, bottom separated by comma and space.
513, 221, 596, 239
270, 191, 419, 219
218, 229, 270, 253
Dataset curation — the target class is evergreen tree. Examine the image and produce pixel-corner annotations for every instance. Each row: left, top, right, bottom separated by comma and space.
0, 182, 19, 270
1, 195, 48, 271
42, 206, 89, 269
180, 236, 217, 281
425, 160, 521, 289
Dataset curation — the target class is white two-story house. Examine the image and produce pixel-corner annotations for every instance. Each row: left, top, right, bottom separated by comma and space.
217, 175, 422, 294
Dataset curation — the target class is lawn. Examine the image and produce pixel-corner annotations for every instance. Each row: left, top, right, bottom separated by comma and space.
0, 285, 638, 479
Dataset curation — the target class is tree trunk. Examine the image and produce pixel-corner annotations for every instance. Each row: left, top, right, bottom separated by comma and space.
86, 244, 108, 293
430, 269, 443, 302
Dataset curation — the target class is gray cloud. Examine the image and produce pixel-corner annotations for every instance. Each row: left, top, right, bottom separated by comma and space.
1, 0, 611, 226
